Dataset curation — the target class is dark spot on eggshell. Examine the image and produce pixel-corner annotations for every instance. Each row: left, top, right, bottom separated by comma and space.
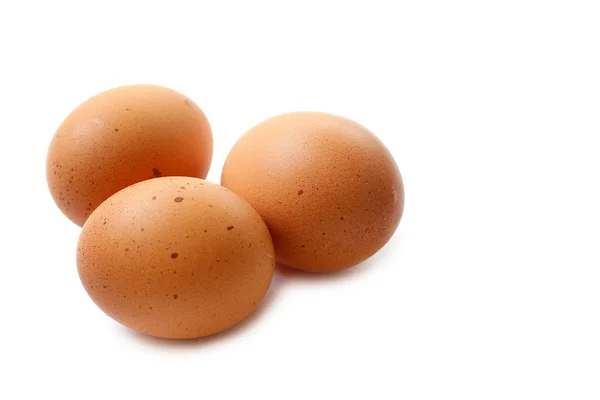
184, 99, 194, 109
171, 253, 178, 259
227, 226, 234, 230
152, 196, 156, 200
297, 190, 304, 195
174, 197, 184, 202
173, 294, 178, 299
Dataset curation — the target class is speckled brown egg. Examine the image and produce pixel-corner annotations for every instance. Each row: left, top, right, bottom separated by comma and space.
47, 84, 213, 226
221, 112, 404, 273
77, 177, 274, 339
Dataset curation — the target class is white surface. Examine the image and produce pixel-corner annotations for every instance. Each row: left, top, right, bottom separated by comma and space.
1, 1, 599, 399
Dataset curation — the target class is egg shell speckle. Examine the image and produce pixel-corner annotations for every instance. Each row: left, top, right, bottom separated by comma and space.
47, 84, 213, 226
77, 177, 274, 339
221, 112, 404, 272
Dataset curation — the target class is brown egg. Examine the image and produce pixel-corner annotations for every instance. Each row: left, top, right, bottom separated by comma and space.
77, 177, 274, 339
47, 84, 213, 226
221, 112, 404, 273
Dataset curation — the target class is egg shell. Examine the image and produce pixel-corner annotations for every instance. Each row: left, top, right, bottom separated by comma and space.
47, 84, 213, 226
221, 112, 404, 272
77, 177, 274, 339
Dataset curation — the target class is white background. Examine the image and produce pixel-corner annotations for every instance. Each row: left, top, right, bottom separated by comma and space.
1, 1, 599, 399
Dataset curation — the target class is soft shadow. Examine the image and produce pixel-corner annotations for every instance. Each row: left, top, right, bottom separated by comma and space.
277, 261, 372, 282
121, 270, 284, 349
277, 231, 405, 283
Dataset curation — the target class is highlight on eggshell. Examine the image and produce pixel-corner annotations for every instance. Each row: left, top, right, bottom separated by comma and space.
221, 111, 404, 273
46, 84, 213, 226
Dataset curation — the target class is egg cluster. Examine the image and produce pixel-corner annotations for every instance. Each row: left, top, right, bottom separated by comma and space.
46, 84, 404, 339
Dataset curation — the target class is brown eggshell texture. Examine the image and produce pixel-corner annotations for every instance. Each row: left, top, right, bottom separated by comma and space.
221, 112, 404, 273
77, 177, 275, 339
47, 84, 213, 226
